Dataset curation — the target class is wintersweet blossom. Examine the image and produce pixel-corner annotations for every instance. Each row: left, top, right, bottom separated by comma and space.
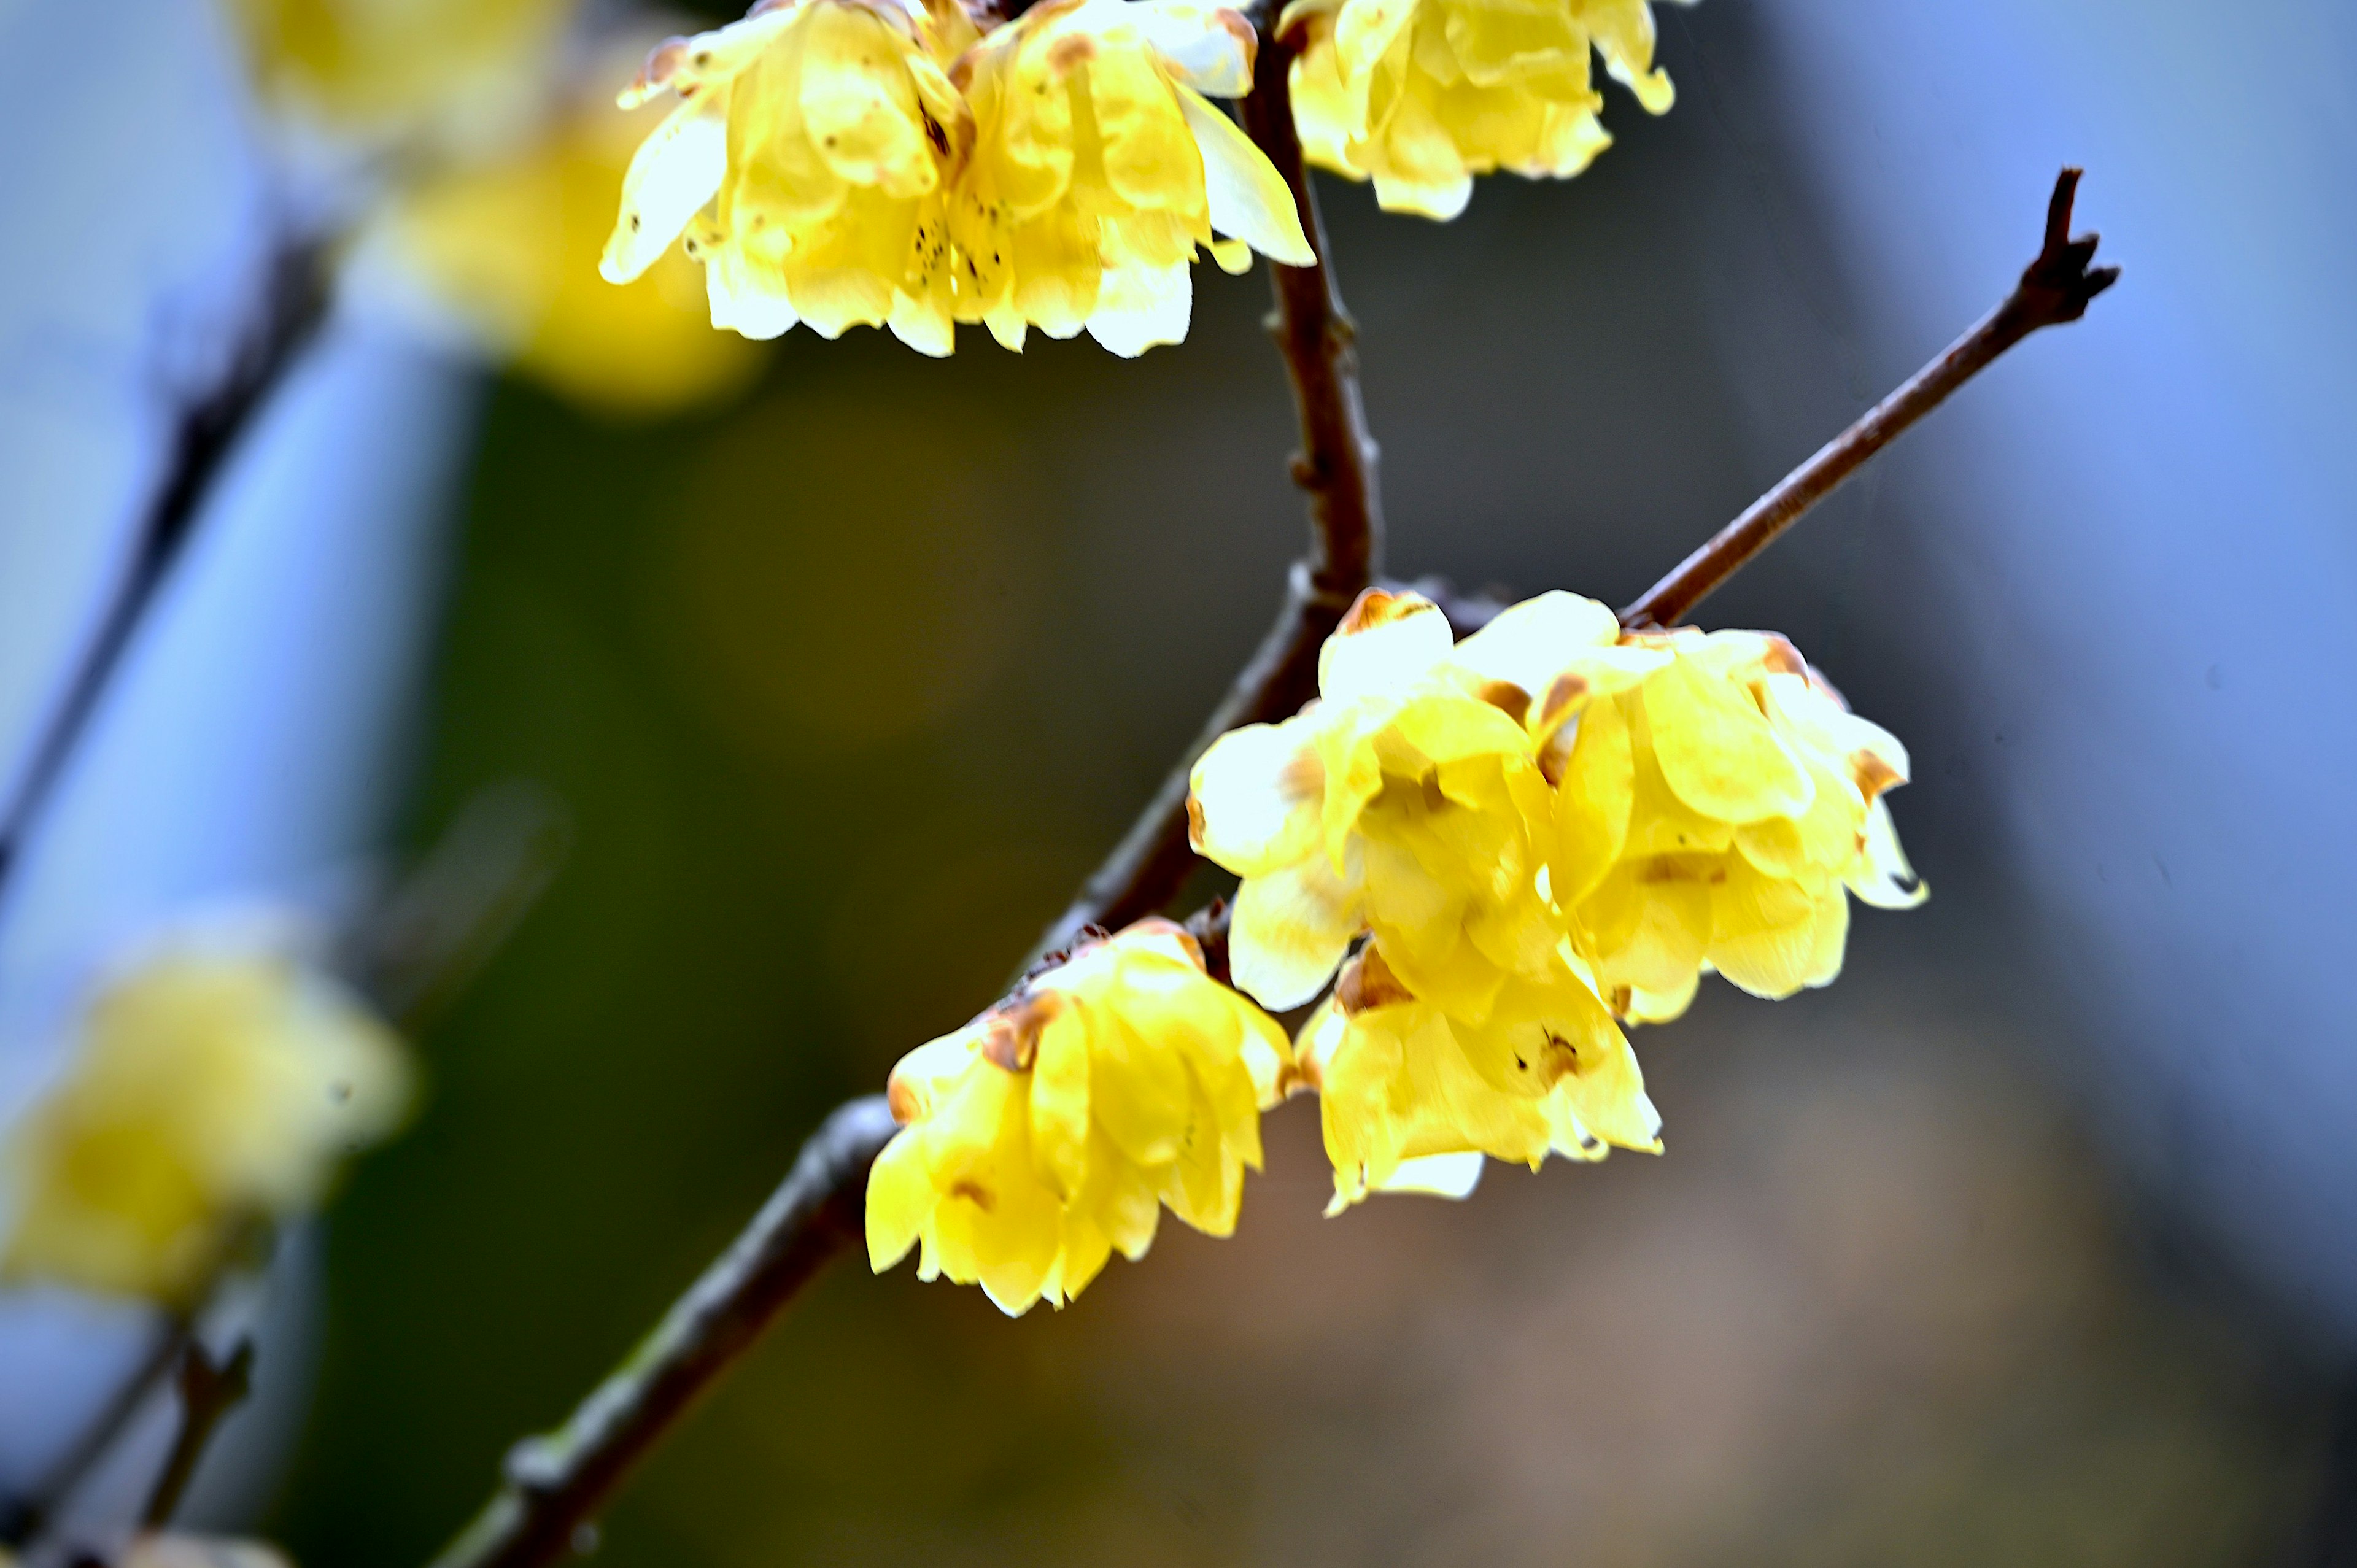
948, 0, 1314, 353
1284, 0, 1688, 220
224, 0, 570, 139
382, 64, 761, 414
602, 0, 978, 354
0, 949, 411, 1304
1188, 589, 1555, 1018
1295, 938, 1658, 1211
866, 919, 1290, 1313
1450, 591, 1925, 1022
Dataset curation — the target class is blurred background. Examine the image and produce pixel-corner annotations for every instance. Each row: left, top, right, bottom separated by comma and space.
3, 0, 2354, 1563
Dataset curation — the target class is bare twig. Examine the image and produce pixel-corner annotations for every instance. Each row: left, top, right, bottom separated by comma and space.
1620, 168, 2118, 629
139, 1338, 255, 1531
0, 237, 329, 909
427, 1098, 899, 1568
1027, 24, 1382, 961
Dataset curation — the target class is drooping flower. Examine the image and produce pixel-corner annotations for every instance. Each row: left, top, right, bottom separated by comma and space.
1295, 938, 1657, 1211
0, 947, 411, 1304
601, 0, 978, 355
1449, 592, 1925, 1022
866, 919, 1290, 1313
948, 0, 1316, 353
1188, 589, 1556, 1019
1284, 0, 1689, 220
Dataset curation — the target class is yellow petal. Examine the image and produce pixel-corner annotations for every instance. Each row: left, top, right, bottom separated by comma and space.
1372, 1149, 1485, 1198
1231, 849, 1364, 1008
1641, 654, 1814, 824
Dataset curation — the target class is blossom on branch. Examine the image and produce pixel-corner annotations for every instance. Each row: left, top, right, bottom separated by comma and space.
1188, 588, 1557, 1018
865, 919, 1290, 1313
601, 0, 978, 354
602, 0, 1312, 356
1296, 938, 1657, 1212
0, 943, 411, 1305
1283, 0, 1691, 220
948, 0, 1314, 353
1448, 592, 1928, 1023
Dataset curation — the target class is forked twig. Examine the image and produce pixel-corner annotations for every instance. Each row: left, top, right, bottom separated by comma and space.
1620, 168, 2118, 629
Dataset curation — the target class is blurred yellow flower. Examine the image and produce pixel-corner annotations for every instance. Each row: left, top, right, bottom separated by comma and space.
601, 0, 977, 355
1, 949, 411, 1305
866, 919, 1289, 1313
223, 0, 571, 139
1296, 938, 1657, 1211
948, 0, 1314, 353
1453, 592, 1925, 1022
1284, 0, 1688, 219
123, 1536, 294, 1568
1188, 589, 1555, 1019
384, 76, 762, 415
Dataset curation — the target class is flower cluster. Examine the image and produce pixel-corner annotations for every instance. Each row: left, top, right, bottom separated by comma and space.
1189, 587, 1922, 1207
0, 948, 411, 1305
867, 919, 1291, 1312
602, 0, 1315, 356
1285, 0, 1690, 218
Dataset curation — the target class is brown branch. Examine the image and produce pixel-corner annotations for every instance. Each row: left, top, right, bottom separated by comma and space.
139, 1338, 255, 1531
1026, 25, 1382, 961
0, 237, 328, 910
427, 1097, 899, 1568
1620, 167, 2118, 629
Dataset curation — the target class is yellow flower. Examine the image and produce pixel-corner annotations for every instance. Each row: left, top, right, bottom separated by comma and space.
866, 919, 1290, 1313
1296, 938, 1657, 1211
1285, 0, 1688, 219
1452, 592, 1925, 1022
948, 0, 1314, 353
380, 59, 761, 415
1, 949, 411, 1305
602, 0, 978, 355
1189, 589, 1556, 1020
223, 0, 571, 140
123, 1537, 293, 1568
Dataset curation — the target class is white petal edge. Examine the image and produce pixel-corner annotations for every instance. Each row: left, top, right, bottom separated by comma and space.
1175, 86, 1315, 265
1373, 1150, 1485, 1199
602, 90, 730, 284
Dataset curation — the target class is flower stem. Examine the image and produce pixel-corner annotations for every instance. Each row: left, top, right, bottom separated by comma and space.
1026, 25, 1381, 962
139, 1338, 255, 1531
1620, 169, 2117, 629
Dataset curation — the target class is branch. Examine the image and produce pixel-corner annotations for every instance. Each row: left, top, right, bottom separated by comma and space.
0, 1318, 191, 1548
0, 236, 328, 909
1620, 167, 2118, 629
139, 1338, 255, 1531
1026, 23, 1381, 961
427, 1097, 899, 1568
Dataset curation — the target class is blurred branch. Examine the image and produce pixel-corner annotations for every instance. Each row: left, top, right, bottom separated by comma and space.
428, 1098, 899, 1568
0, 1318, 190, 1548
342, 780, 573, 1030
139, 1338, 255, 1531
1621, 167, 2119, 629
0, 237, 330, 910
1026, 23, 1381, 962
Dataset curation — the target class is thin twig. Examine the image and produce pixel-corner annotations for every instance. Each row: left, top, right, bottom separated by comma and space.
427, 1097, 899, 1568
139, 1338, 255, 1530
1026, 23, 1382, 961
0, 237, 328, 909
1620, 167, 2118, 629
